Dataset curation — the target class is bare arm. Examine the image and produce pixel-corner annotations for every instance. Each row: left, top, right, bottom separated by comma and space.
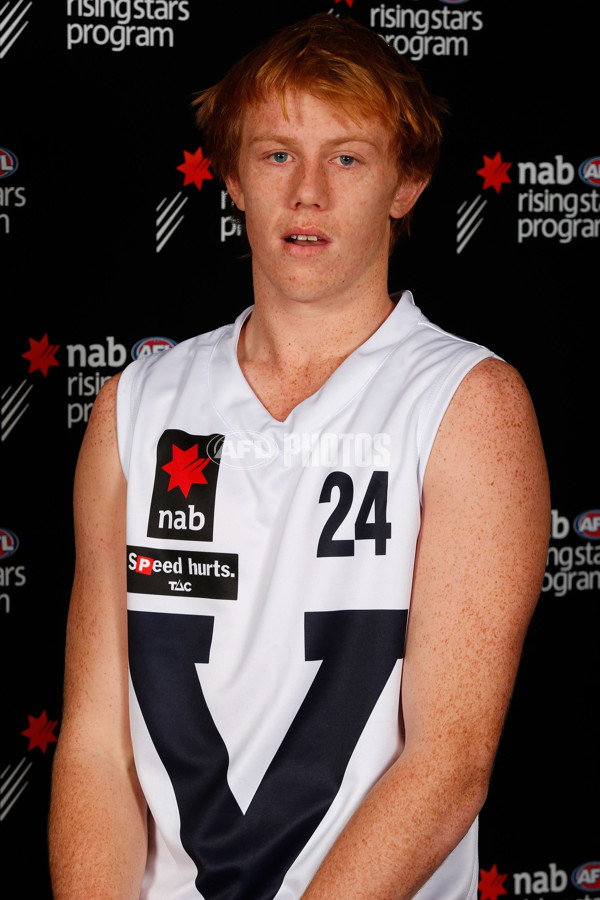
48, 375, 148, 899
302, 358, 550, 899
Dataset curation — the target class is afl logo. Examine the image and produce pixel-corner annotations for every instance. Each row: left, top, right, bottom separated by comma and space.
573, 510, 600, 540
571, 862, 600, 892
207, 431, 278, 469
0, 528, 19, 559
0, 148, 18, 179
131, 337, 176, 359
579, 157, 600, 187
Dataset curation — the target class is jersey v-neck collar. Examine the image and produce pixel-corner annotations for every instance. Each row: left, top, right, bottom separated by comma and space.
208, 290, 422, 433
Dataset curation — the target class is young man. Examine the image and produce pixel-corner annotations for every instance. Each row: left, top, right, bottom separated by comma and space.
48, 14, 550, 900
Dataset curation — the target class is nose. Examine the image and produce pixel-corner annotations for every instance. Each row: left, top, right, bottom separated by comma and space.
290, 159, 328, 209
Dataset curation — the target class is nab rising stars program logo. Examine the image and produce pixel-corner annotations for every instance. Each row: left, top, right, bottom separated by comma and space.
156, 146, 213, 253
457, 150, 600, 251
457, 151, 511, 254
1, 711, 58, 822
156, 144, 249, 251
2, 335, 60, 442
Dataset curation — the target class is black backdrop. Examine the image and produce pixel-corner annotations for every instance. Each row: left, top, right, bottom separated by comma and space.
2, 1, 598, 897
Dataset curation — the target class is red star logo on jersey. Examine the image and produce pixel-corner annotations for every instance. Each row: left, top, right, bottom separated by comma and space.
162, 444, 211, 497
177, 146, 213, 190
477, 152, 512, 193
22, 335, 60, 376
478, 864, 508, 900
21, 711, 58, 753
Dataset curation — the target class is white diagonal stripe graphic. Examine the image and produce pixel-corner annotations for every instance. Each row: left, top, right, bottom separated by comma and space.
0, 757, 32, 820
156, 191, 187, 229
1, 379, 33, 440
156, 192, 188, 252
456, 195, 487, 254
0, 0, 32, 59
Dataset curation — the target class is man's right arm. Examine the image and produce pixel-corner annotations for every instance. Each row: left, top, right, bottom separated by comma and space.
48, 374, 148, 899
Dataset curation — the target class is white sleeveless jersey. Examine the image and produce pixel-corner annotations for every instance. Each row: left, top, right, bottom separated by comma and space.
117, 291, 496, 900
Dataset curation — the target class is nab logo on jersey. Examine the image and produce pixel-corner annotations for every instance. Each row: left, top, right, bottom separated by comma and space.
148, 430, 223, 541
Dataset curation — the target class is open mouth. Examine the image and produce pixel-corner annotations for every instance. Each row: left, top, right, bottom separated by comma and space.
285, 234, 326, 244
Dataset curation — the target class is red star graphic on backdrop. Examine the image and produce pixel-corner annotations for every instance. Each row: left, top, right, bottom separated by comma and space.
22, 334, 60, 376
177, 147, 214, 190
335, 0, 354, 6
477, 152, 512, 193
21, 711, 58, 753
162, 444, 210, 497
478, 864, 508, 900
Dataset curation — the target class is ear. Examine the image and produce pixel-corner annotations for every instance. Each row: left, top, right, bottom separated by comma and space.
224, 173, 246, 212
389, 179, 427, 220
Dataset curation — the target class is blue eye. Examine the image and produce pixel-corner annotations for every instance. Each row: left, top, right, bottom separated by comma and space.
338, 155, 356, 167
271, 152, 290, 163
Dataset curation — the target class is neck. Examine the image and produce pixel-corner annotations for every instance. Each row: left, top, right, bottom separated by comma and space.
239, 289, 395, 370
236, 289, 395, 422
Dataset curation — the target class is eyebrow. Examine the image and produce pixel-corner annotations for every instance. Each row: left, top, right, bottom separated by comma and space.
248, 133, 380, 149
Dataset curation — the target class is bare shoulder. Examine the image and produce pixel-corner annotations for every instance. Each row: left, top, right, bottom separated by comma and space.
92, 369, 121, 417
423, 354, 550, 575
74, 372, 123, 498
436, 356, 542, 453
71, 369, 126, 607
78, 371, 122, 455
454, 355, 538, 412
426, 357, 549, 518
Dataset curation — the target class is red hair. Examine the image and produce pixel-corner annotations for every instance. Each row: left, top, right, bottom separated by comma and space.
195, 14, 446, 243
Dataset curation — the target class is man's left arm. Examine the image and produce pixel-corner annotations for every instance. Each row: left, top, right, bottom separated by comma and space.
302, 357, 550, 899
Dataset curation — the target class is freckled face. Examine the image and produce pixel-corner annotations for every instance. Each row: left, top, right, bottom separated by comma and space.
225, 91, 419, 311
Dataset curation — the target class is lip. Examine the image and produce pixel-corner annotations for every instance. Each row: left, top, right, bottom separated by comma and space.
281, 226, 332, 256
282, 226, 331, 243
